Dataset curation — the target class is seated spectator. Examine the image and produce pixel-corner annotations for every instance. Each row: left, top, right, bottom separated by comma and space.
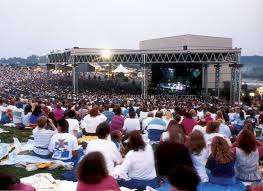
147, 111, 166, 142
123, 110, 140, 135
192, 119, 207, 135
181, 112, 198, 135
48, 119, 78, 163
32, 116, 57, 158
0, 99, 6, 122
85, 122, 122, 176
160, 120, 185, 143
218, 119, 232, 139
233, 129, 262, 182
110, 106, 125, 133
12, 102, 24, 128
81, 106, 107, 135
142, 112, 154, 133
115, 131, 158, 190
206, 136, 236, 186
0, 172, 35, 191
111, 130, 124, 152
29, 105, 44, 126
22, 104, 32, 126
139, 106, 148, 123
204, 112, 213, 124
102, 104, 114, 124
189, 130, 209, 182
163, 110, 174, 127
76, 152, 121, 191
168, 166, 200, 191
65, 109, 80, 137
155, 142, 198, 191
53, 102, 64, 121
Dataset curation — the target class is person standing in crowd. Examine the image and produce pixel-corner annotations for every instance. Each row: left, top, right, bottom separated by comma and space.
85, 122, 122, 176
81, 106, 107, 135
115, 131, 158, 190
48, 119, 79, 164
110, 106, 125, 133
32, 116, 57, 158
123, 109, 140, 135
181, 112, 198, 135
76, 152, 121, 191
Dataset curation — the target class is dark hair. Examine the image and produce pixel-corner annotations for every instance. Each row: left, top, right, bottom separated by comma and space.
236, 129, 257, 155
57, 119, 69, 133
206, 121, 220, 134
155, 111, 163, 118
240, 111, 245, 120
67, 109, 76, 118
184, 112, 192, 119
174, 114, 181, 123
77, 152, 108, 184
113, 106, 122, 115
155, 142, 194, 176
189, 130, 206, 155
129, 110, 136, 118
32, 105, 42, 116
24, 104, 32, 115
168, 166, 200, 191
128, 131, 146, 151
0, 172, 18, 190
96, 122, 110, 139
111, 130, 122, 142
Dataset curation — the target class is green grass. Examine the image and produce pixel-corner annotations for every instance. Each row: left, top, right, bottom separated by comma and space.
0, 125, 65, 179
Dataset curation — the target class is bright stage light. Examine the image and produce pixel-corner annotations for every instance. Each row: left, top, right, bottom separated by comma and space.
102, 49, 112, 59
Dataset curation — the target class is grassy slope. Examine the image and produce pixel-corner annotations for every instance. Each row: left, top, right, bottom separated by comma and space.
0, 126, 65, 180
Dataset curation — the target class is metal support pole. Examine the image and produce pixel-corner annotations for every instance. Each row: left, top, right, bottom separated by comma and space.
141, 54, 147, 99
230, 65, 236, 106
214, 64, 221, 98
235, 53, 242, 104
203, 63, 209, 96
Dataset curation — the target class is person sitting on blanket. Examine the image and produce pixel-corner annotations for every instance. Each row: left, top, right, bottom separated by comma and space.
48, 119, 79, 162
32, 116, 57, 159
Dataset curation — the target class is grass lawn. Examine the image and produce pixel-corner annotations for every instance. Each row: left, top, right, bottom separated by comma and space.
0, 125, 65, 180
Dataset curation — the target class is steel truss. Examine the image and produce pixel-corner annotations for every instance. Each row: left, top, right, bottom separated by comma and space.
47, 49, 241, 105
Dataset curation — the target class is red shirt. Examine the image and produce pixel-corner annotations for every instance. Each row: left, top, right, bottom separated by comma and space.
181, 118, 197, 135
76, 176, 121, 191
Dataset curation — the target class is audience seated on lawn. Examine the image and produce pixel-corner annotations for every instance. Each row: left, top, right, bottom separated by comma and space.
76, 152, 121, 191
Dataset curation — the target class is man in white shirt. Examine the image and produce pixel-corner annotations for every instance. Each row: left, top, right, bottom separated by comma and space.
32, 116, 57, 158
86, 122, 122, 176
123, 110, 140, 134
49, 119, 78, 161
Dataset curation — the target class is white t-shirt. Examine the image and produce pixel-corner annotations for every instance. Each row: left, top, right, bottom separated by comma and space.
123, 118, 140, 134
219, 123, 232, 138
22, 112, 32, 126
48, 133, 78, 160
86, 139, 122, 176
191, 148, 209, 182
139, 111, 148, 122
192, 125, 207, 135
6, 105, 16, 111
66, 118, 80, 135
33, 127, 57, 155
115, 144, 156, 180
81, 114, 107, 133
0, 105, 6, 121
12, 108, 24, 124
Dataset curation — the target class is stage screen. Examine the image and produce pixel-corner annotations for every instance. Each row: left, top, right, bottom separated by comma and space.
151, 63, 202, 93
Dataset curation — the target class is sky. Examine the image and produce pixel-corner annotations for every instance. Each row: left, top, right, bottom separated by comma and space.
0, 0, 262, 58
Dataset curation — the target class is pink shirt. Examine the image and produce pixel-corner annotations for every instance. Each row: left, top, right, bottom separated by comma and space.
181, 118, 198, 135
76, 176, 121, 191
53, 108, 64, 121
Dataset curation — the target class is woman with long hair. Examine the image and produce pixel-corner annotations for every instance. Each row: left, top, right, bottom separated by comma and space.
206, 137, 236, 186
29, 105, 44, 126
76, 152, 120, 191
189, 130, 209, 182
115, 131, 158, 190
234, 129, 262, 182
160, 120, 185, 143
